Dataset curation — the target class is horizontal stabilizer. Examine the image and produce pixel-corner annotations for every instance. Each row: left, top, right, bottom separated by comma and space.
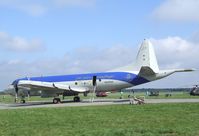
174, 68, 196, 72
138, 66, 156, 77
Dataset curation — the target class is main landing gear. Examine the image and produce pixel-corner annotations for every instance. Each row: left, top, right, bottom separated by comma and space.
53, 98, 61, 104
14, 96, 26, 104
73, 96, 80, 102
21, 99, 26, 103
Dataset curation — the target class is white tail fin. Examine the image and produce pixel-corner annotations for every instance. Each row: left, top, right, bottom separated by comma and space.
136, 39, 159, 73
110, 39, 160, 73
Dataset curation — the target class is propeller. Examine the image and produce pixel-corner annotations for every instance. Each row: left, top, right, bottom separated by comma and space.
14, 83, 18, 103
91, 76, 97, 102
27, 90, 30, 100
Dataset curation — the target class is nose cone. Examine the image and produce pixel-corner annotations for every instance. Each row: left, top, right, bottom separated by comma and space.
11, 79, 20, 85
11, 80, 17, 85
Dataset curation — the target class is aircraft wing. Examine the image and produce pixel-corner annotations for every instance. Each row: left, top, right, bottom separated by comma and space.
17, 80, 89, 93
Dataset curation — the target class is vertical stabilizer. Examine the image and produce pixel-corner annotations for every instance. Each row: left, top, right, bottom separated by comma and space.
136, 39, 159, 73
110, 39, 160, 72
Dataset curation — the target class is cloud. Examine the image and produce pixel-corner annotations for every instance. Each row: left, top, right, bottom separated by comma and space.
190, 31, 199, 43
0, 0, 96, 16
150, 36, 199, 69
19, 3, 48, 16
0, 32, 45, 52
152, 0, 199, 22
0, 0, 47, 16
73, 45, 135, 72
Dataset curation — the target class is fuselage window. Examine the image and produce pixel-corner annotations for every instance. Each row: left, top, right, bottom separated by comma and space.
99, 79, 101, 82
75, 82, 78, 85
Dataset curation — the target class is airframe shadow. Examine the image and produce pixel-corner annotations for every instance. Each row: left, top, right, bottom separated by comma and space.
8, 99, 130, 107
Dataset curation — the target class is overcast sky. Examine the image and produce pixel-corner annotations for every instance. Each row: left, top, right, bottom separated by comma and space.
0, 0, 199, 90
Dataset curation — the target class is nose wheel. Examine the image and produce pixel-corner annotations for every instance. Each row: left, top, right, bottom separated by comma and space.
14, 97, 26, 103
14, 98, 18, 103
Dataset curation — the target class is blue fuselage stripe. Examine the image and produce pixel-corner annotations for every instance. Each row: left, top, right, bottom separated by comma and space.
14, 72, 149, 86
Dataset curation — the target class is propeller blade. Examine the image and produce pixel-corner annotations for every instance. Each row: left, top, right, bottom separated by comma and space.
91, 76, 97, 102
92, 75, 97, 86
14, 83, 18, 102
27, 91, 30, 100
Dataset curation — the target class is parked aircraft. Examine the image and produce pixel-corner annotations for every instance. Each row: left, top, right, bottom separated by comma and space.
11, 39, 194, 103
190, 85, 199, 96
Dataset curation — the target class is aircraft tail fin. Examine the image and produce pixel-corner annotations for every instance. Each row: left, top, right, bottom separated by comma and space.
110, 39, 160, 73
135, 39, 159, 73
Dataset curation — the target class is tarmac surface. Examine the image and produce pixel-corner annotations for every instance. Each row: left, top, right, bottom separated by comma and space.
0, 98, 199, 110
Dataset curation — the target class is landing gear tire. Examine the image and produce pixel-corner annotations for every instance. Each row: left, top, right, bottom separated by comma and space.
73, 96, 80, 102
21, 99, 26, 103
53, 98, 61, 104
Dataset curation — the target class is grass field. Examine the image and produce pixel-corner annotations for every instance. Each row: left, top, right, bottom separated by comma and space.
0, 103, 199, 136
